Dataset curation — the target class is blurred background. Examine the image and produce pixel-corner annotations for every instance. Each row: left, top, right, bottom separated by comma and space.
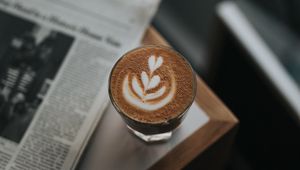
153, 0, 300, 169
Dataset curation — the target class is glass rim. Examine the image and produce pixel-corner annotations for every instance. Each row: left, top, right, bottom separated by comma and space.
108, 45, 197, 125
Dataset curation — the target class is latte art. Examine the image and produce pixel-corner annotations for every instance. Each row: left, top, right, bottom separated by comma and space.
123, 56, 176, 111
109, 46, 195, 123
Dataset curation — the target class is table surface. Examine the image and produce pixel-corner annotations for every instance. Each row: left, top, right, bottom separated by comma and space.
77, 27, 238, 170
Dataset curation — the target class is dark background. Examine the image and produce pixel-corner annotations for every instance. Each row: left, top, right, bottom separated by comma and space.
153, 0, 300, 169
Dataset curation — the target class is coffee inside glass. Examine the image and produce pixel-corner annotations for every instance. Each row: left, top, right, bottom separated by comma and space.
109, 45, 196, 142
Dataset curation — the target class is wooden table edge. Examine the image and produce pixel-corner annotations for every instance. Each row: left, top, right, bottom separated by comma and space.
142, 27, 239, 169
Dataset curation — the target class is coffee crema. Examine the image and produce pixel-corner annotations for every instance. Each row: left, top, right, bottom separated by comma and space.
109, 46, 195, 124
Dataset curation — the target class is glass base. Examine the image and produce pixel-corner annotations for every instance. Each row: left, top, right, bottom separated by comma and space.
127, 125, 172, 142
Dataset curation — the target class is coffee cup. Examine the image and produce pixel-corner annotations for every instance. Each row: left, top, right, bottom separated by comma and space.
109, 45, 196, 142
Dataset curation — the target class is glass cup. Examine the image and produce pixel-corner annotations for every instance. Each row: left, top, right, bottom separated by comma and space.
108, 45, 196, 142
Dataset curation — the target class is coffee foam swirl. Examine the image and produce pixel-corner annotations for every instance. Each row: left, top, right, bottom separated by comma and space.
122, 55, 176, 111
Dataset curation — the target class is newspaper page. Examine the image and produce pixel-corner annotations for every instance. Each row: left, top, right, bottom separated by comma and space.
0, 0, 160, 169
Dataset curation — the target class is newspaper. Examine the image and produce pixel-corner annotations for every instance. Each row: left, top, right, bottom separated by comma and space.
0, 0, 160, 169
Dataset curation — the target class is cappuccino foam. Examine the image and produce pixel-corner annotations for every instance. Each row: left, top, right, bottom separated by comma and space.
109, 46, 195, 123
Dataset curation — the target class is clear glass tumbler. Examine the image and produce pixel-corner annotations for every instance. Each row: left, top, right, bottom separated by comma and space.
108, 45, 196, 142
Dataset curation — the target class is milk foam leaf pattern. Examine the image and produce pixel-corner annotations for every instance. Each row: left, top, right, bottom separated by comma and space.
148, 55, 156, 73
141, 71, 149, 89
132, 76, 143, 98
147, 75, 160, 90
132, 56, 163, 99
154, 56, 163, 72
148, 55, 163, 74
144, 86, 166, 100
123, 55, 176, 111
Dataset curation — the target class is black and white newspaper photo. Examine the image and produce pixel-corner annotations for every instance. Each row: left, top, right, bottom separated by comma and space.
0, 10, 74, 144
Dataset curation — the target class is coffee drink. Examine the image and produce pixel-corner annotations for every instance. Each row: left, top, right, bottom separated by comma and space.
109, 46, 196, 137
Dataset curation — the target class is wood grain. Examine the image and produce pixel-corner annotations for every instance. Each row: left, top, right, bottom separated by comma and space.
142, 27, 238, 170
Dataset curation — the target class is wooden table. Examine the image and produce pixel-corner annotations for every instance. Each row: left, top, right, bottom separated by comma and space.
77, 27, 238, 170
